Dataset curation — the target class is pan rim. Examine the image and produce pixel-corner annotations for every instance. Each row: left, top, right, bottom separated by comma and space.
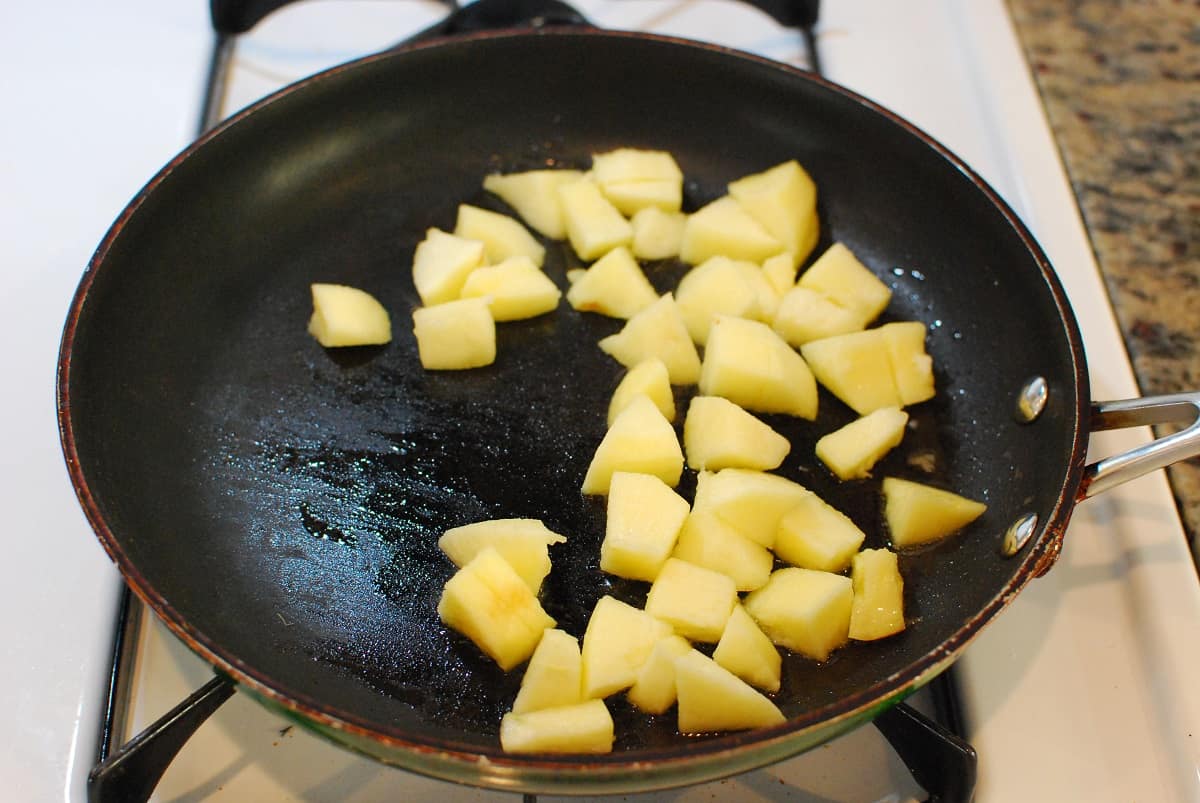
56, 25, 1090, 786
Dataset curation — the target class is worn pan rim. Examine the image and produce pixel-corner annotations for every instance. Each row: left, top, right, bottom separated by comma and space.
56, 26, 1089, 788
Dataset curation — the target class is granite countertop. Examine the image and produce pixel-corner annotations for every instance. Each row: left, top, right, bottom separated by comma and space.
1005, 0, 1200, 565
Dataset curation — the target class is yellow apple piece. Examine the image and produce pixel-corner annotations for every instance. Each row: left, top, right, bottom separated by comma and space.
600, 472, 690, 582
671, 511, 773, 592
679, 196, 785, 265
581, 395, 683, 495
699, 315, 818, 419
644, 558, 738, 643
691, 468, 810, 549
682, 395, 790, 472
412, 297, 496, 370
728, 159, 819, 268
438, 518, 566, 593
796, 243, 890, 328
454, 204, 546, 267
849, 549, 906, 641
630, 207, 687, 260
674, 256, 761, 345
558, 178, 634, 261
772, 286, 863, 347
500, 698, 614, 754
511, 628, 583, 714
773, 493, 867, 574
411, 228, 487, 307
800, 329, 901, 415
674, 649, 785, 733
743, 567, 853, 662
713, 604, 781, 693
482, 169, 585, 240
881, 321, 936, 405
307, 283, 392, 347
815, 406, 909, 481
458, 256, 562, 321
761, 251, 798, 297
597, 293, 702, 385
738, 260, 782, 322
626, 634, 692, 715
437, 546, 556, 671
607, 358, 675, 426
882, 477, 987, 548
591, 148, 683, 216
565, 246, 658, 319
580, 595, 674, 699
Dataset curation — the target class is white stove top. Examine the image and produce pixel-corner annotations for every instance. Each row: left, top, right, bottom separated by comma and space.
3, 1, 1198, 801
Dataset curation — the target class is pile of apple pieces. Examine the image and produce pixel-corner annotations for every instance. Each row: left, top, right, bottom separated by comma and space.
423, 149, 987, 755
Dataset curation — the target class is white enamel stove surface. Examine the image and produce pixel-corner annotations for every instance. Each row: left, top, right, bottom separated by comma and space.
3, 1, 1197, 801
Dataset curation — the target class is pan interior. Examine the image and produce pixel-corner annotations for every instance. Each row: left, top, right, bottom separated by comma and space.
64, 32, 1082, 760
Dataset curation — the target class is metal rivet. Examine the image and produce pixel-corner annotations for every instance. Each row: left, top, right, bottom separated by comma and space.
1015, 376, 1048, 423
1001, 512, 1039, 556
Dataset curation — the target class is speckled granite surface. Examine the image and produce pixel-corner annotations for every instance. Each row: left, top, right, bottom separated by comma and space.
1005, 0, 1200, 563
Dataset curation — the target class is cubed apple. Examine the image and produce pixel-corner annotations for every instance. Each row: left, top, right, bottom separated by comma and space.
411, 228, 487, 307
500, 699, 614, 754
644, 558, 738, 643
881, 321, 936, 405
773, 493, 867, 573
700, 315, 818, 420
772, 286, 863, 347
882, 477, 987, 548
631, 207, 687, 260
743, 567, 853, 662
671, 511, 773, 592
796, 243, 890, 327
849, 549, 906, 641
565, 246, 658, 319
438, 518, 565, 593
683, 396, 790, 472
454, 204, 546, 267
512, 628, 583, 714
626, 634, 692, 715
483, 169, 585, 240
458, 256, 562, 321
691, 468, 811, 549
580, 595, 673, 699
607, 358, 675, 426
307, 283, 392, 347
815, 406, 909, 480
600, 472, 691, 582
727, 160, 819, 268
598, 293, 702, 385
800, 329, 901, 415
412, 297, 496, 370
674, 649, 785, 733
591, 148, 683, 216
761, 251, 799, 297
674, 256, 761, 345
437, 546, 556, 671
581, 395, 683, 495
679, 196, 785, 265
558, 178, 634, 261
713, 604, 781, 693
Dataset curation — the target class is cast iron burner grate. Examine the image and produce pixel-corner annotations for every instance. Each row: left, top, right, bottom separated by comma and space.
88, 2, 978, 800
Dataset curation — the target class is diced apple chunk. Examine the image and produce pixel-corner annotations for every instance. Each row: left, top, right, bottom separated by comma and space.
644, 558, 738, 643
591, 148, 683, 216
713, 604, 781, 693
581, 395, 683, 495
500, 699, 614, 754
882, 477, 987, 548
412, 297, 496, 370
459, 256, 562, 321
607, 358, 675, 426
881, 321, 936, 405
483, 169, 585, 240
773, 493, 867, 573
674, 649, 785, 733
558, 178, 634, 261
728, 160, 819, 268
600, 472, 690, 582
743, 567, 853, 662
454, 204, 546, 267
816, 406, 909, 480
565, 246, 658, 319
631, 207, 687, 260
849, 549, 906, 641
691, 468, 810, 549
801, 329, 901, 415
512, 629, 583, 714
438, 518, 565, 593
675, 256, 762, 345
672, 511, 773, 592
682, 396, 790, 472
437, 546, 556, 671
307, 283, 392, 347
796, 243, 890, 327
411, 228, 487, 307
700, 315, 818, 420
772, 286, 863, 347
598, 293, 702, 385
626, 634, 692, 715
761, 251, 798, 297
581, 595, 673, 699
679, 196, 785, 265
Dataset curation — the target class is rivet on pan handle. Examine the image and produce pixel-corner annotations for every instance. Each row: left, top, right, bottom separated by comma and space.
1080, 392, 1200, 500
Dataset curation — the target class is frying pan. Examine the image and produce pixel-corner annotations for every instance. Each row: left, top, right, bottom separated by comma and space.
58, 22, 1200, 796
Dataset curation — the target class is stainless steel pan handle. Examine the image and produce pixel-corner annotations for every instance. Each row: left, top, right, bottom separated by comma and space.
1081, 392, 1200, 499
